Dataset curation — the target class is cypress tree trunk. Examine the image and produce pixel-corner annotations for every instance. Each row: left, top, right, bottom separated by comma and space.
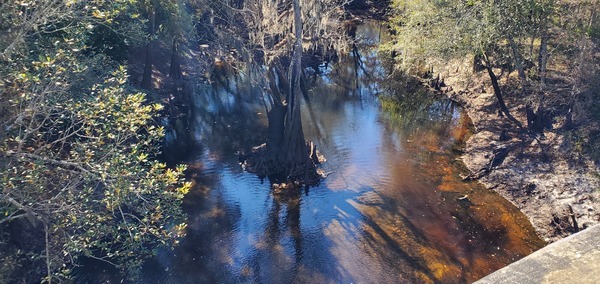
242, 0, 322, 184
266, 66, 286, 154
267, 103, 286, 152
279, 0, 308, 168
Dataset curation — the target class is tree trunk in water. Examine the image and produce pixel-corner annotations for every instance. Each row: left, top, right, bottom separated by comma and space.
279, 0, 308, 169
266, 66, 286, 152
267, 103, 286, 151
242, 0, 321, 184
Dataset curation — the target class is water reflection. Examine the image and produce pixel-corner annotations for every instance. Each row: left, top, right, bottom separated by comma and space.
139, 23, 544, 283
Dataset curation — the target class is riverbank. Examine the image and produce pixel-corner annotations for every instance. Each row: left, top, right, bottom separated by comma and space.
436, 60, 600, 243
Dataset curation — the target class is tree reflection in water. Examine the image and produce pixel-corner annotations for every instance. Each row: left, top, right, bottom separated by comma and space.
133, 22, 545, 284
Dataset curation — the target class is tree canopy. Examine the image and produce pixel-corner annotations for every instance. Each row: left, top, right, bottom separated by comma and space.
387, 0, 599, 129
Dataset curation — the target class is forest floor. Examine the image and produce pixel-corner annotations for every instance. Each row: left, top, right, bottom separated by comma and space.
438, 60, 600, 243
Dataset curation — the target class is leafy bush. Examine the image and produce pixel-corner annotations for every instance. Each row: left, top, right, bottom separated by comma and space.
1, 66, 189, 281
0, 0, 190, 282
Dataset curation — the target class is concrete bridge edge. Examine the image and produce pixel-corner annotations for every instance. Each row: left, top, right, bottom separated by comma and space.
476, 224, 600, 284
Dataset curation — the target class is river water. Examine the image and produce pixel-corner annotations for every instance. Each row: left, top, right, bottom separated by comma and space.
132, 24, 546, 283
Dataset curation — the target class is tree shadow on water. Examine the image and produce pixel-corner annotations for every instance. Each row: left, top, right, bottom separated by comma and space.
246, 184, 448, 284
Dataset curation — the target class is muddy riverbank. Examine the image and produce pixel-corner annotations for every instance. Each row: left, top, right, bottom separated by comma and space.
438, 62, 600, 243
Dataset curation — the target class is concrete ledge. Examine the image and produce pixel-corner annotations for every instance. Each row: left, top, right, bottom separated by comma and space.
476, 224, 600, 284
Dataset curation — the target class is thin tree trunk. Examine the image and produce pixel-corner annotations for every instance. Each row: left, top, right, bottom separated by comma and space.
509, 36, 537, 131
508, 36, 526, 82
485, 65, 510, 117
534, 92, 546, 132
169, 38, 183, 109
538, 24, 549, 86
529, 34, 536, 64
288, 0, 303, 116
535, 16, 550, 133
482, 53, 522, 127
141, 42, 153, 90
169, 39, 182, 80
141, 10, 156, 90
45, 223, 52, 284
353, 44, 360, 91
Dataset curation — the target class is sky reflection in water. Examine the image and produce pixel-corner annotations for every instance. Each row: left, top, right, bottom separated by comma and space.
139, 23, 544, 284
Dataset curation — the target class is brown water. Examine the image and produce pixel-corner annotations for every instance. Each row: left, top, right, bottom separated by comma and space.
130, 24, 545, 283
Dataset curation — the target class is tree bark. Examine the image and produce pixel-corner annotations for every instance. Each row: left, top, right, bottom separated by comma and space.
533, 14, 550, 134
482, 53, 521, 127
508, 36, 526, 82
240, 0, 323, 184
267, 103, 286, 151
141, 41, 154, 90
141, 10, 156, 90
279, 0, 308, 167
169, 39, 182, 80
538, 23, 549, 86
534, 91, 549, 132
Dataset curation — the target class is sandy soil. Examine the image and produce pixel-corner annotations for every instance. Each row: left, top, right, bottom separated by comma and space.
437, 61, 600, 243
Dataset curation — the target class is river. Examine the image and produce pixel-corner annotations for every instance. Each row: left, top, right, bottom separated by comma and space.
76, 23, 543, 283
134, 23, 545, 283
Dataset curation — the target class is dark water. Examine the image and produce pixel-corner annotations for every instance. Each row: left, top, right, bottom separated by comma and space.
132, 24, 544, 283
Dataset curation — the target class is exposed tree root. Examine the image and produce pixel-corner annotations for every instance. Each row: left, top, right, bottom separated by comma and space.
239, 142, 326, 188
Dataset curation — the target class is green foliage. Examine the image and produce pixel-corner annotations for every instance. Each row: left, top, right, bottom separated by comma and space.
387, 0, 557, 71
0, 0, 190, 282
387, 0, 599, 128
135, 0, 197, 45
387, 0, 487, 70
1, 65, 189, 280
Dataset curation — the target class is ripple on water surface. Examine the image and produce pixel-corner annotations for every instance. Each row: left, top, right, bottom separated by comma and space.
122, 23, 547, 284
